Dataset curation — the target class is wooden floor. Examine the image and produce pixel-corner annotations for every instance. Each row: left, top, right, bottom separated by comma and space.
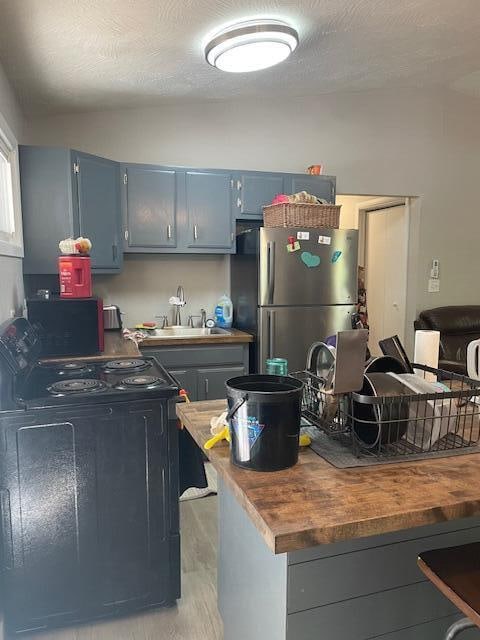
1, 497, 222, 640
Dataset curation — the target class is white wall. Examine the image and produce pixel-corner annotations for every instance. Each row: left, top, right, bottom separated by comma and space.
25, 87, 480, 317
0, 62, 24, 323
336, 195, 368, 229
94, 254, 229, 328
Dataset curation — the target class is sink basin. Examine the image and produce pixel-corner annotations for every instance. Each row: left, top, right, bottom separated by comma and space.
142, 327, 232, 340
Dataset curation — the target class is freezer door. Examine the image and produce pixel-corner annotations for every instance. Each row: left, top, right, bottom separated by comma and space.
259, 227, 358, 306
258, 305, 356, 373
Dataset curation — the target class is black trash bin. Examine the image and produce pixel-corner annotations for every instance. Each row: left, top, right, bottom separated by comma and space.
226, 374, 304, 472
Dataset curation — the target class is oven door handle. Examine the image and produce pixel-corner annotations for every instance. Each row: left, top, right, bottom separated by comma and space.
0, 490, 13, 570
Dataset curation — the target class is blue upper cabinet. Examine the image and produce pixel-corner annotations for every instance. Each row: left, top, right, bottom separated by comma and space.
21, 148, 338, 265
232, 172, 285, 219
185, 170, 234, 252
20, 146, 122, 274
289, 174, 336, 203
121, 164, 177, 252
73, 152, 122, 270
21, 147, 76, 274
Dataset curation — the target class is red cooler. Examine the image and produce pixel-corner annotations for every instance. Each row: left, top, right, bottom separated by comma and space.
58, 255, 92, 298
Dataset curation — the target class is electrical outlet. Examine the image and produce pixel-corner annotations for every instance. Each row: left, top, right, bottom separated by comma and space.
428, 278, 440, 293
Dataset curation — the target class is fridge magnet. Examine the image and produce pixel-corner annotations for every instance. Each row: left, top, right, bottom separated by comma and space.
318, 235, 332, 245
286, 236, 301, 252
297, 231, 310, 240
331, 250, 342, 263
301, 251, 321, 268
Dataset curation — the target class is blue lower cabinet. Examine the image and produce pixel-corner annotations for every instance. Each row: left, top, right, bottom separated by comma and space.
142, 344, 249, 401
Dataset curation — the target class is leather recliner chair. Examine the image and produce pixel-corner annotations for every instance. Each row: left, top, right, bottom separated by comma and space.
415, 306, 480, 375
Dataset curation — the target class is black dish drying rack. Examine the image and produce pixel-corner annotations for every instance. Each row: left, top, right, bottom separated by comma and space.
291, 365, 480, 460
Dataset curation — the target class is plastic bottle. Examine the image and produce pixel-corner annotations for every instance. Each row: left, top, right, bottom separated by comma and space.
215, 294, 233, 329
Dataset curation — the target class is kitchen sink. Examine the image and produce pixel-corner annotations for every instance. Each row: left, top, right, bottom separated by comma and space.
142, 327, 232, 339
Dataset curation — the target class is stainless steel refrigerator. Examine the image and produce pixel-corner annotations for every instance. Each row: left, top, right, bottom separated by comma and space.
231, 226, 358, 372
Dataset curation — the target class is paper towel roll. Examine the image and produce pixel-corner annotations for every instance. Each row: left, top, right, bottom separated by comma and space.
414, 330, 440, 382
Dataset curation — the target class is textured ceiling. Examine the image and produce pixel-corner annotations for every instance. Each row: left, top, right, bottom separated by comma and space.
0, 0, 480, 115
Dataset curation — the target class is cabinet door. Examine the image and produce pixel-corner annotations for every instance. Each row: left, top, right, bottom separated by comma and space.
290, 174, 336, 203
185, 170, 233, 250
123, 165, 177, 250
197, 366, 246, 400
233, 172, 285, 218
1, 412, 95, 633
93, 401, 171, 611
0, 402, 174, 635
20, 146, 75, 274
169, 368, 198, 401
74, 152, 122, 270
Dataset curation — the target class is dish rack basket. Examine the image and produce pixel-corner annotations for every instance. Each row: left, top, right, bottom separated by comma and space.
291, 365, 480, 460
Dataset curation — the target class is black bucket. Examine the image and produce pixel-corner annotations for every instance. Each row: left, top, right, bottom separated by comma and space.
226, 374, 304, 472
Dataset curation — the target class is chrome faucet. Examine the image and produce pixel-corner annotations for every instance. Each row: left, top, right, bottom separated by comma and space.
172, 285, 185, 326
155, 314, 169, 329
187, 309, 207, 328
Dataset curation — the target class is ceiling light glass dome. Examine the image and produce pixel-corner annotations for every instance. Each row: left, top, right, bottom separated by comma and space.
205, 19, 299, 73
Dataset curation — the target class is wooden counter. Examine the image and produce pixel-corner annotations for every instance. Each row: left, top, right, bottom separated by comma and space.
42, 331, 140, 362
177, 399, 480, 554
138, 328, 253, 347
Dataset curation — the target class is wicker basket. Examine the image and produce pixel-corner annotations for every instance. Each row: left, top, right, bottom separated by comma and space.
263, 202, 341, 229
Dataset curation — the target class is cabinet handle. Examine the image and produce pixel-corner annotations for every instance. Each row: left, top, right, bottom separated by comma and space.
193, 224, 198, 241
267, 241, 276, 304
237, 180, 242, 190
205, 378, 209, 398
124, 229, 129, 241
0, 490, 13, 570
237, 197, 242, 208
167, 224, 172, 240
112, 244, 117, 261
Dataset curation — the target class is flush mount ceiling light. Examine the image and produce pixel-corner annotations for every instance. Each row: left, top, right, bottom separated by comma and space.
205, 19, 299, 73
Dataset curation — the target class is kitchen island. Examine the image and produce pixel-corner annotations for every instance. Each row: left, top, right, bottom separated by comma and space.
177, 399, 480, 640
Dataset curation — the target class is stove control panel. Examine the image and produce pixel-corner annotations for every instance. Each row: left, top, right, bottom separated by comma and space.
0, 317, 41, 374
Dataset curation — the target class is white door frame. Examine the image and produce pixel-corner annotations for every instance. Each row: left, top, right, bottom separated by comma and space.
357, 196, 410, 349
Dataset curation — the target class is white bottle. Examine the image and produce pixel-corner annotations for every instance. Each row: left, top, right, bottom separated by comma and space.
215, 294, 233, 329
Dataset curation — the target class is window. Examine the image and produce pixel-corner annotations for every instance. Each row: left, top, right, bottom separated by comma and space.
0, 143, 15, 236
0, 114, 23, 257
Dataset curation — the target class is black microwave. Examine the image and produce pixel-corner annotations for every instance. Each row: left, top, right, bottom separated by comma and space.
27, 297, 104, 357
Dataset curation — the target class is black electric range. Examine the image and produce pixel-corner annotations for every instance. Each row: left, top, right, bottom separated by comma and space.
0, 318, 181, 635
0, 317, 178, 410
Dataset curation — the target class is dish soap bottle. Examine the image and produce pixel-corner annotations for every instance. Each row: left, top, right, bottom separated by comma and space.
215, 294, 233, 329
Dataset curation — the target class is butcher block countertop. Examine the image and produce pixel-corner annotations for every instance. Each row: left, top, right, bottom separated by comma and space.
42, 331, 141, 362
138, 328, 253, 347
177, 399, 480, 554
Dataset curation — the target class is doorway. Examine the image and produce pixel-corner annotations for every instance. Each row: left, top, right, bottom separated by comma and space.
336, 195, 411, 356
364, 202, 408, 355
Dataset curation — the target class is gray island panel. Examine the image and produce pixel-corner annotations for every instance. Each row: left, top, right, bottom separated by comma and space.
218, 479, 480, 640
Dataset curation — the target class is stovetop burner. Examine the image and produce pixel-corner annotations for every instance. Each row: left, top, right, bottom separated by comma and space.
102, 359, 150, 373
117, 375, 164, 389
47, 379, 108, 396
39, 361, 93, 376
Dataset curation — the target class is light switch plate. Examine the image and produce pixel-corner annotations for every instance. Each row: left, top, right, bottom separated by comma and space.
428, 278, 440, 293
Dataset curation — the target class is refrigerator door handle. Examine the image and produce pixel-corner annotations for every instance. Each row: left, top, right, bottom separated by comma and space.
267, 310, 275, 358
267, 241, 275, 304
